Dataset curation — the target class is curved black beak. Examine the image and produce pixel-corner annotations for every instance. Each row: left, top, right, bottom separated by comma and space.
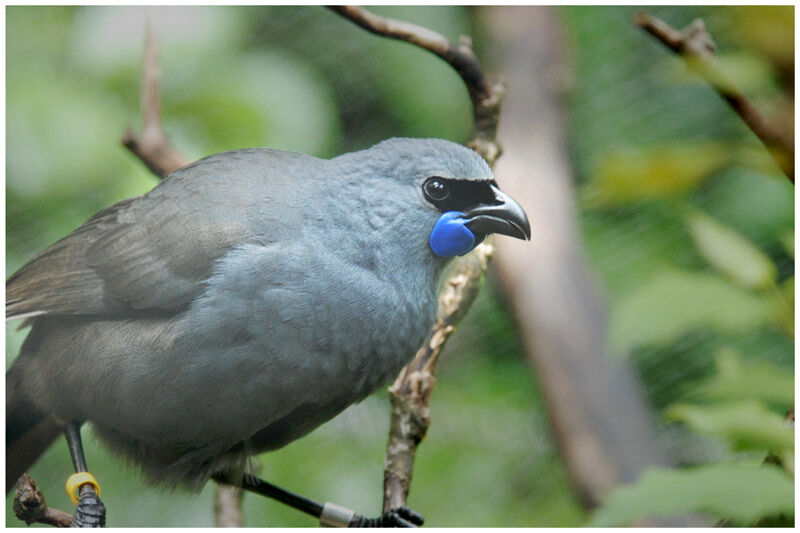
464, 185, 531, 241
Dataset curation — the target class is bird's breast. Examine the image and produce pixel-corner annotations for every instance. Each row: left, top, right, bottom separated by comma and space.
172, 240, 441, 445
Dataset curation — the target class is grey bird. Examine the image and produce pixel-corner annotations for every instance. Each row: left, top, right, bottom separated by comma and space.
6, 138, 530, 526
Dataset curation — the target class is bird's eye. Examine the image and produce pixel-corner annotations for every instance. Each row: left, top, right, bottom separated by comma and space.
423, 178, 449, 201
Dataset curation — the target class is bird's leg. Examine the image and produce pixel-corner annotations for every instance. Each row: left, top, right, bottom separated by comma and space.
212, 472, 424, 527
63, 421, 106, 527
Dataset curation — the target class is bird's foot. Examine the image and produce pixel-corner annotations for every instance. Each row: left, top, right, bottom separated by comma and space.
349, 507, 424, 528
71, 490, 106, 528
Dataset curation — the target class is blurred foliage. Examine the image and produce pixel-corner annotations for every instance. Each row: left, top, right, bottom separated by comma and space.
689, 347, 795, 407
592, 352, 794, 526
562, 3, 792, 417
667, 401, 791, 456
5, 4, 793, 527
686, 208, 777, 290
610, 269, 773, 354
582, 142, 731, 207
590, 462, 793, 526
563, 4, 793, 527
732, 6, 794, 74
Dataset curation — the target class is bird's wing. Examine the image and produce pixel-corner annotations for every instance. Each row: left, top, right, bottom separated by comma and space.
7, 171, 251, 321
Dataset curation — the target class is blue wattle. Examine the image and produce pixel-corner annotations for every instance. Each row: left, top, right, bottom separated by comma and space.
429, 211, 476, 257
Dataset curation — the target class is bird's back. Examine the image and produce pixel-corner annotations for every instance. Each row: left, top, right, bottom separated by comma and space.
6, 149, 314, 321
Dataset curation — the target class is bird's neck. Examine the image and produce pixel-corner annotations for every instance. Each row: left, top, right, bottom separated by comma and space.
313, 173, 449, 296
320, 220, 446, 299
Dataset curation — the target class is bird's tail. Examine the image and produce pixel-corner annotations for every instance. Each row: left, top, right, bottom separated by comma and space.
6, 365, 61, 493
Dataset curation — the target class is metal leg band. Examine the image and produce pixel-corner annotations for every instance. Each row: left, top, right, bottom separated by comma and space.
319, 502, 356, 528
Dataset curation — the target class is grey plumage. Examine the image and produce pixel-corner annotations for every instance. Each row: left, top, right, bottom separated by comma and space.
6, 138, 528, 491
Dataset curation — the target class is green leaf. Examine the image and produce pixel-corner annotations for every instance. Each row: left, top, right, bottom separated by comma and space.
686, 210, 777, 290
779, 229, 794, 258
610, 269, 772, 353
583, 143, 729, 207
692, 167, 794, 247
692, 348, 794, 407
658, 52, 779, 96
733, 6, 795, 68
666, 401, 793, 455
590, 462, 794, 526
775, 277, 794, 337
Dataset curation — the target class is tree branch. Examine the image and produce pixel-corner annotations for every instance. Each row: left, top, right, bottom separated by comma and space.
634, 12, 794, 183
383, 243, 493, 511
121, 8, 189, 178
327, 6, 490, 100
13, 474, 73, 527
329, 5, 506, 514
328, 6, 505, 165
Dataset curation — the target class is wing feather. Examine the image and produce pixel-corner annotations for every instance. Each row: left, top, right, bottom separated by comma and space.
8, 170, 249, 320
6, 148, 309, 321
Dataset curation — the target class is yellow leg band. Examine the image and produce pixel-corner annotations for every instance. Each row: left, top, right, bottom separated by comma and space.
65, 472, 101, 505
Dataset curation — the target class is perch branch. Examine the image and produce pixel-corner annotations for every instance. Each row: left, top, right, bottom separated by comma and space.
634, 12, 794, 182
329, 5, 506, 513
13, 474, 73, 527
121, 8, 189, 178
383, 243, 493, 511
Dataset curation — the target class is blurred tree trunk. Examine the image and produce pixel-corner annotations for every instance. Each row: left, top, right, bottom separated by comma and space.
482, 7, 705, 525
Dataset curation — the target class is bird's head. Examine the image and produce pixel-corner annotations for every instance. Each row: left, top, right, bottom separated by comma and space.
336, 138, 531, 259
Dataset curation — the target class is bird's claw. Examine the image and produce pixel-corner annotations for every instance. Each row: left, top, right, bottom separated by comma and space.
71, 491, 106, 528
349, 507, 424, 528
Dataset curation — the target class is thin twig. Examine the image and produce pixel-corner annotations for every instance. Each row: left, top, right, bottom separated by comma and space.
383, 243, 493, 511
634, 12, 794, 182
121, 8, 189, 178
328, 6, 490, 101
328, 6, 505, 165
13, 474, 73, 527
329, 5, 506, 513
